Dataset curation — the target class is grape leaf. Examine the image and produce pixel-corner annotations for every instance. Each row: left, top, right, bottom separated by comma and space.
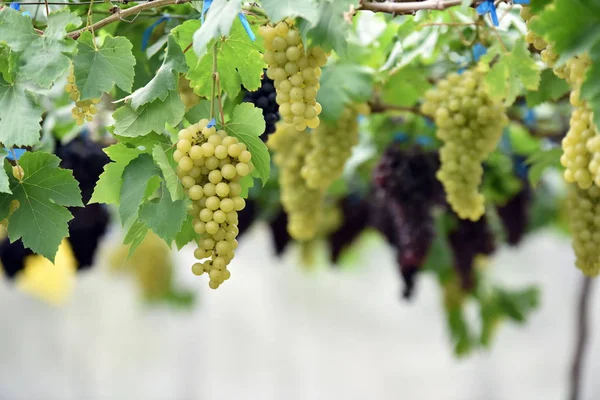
581, 42, 600, 130
139, 184, 189, 244
529, 0, 600, 61
298, 0, 359, 56
125, 35, 187, 110
525, 147, 563, 186
525, 69, 570, 107
0, 43, 17, 83
112, 131, 172, 151
316, 63, 374, 122
223, 103, 270, 184
119, 154, 161, 224
381, 67, 431, 108
192, 0, 241, 58
175, 214, 196, 250
74, 31, 136, 100
0, 149, 10, 194
113, 90, 185, 137
0, 152, 82, 262
152, 144, 185, 201
123, 219, 148, 258
174, 20, 265, 98
184, 100, 213, 124
0, 76, 42, 147
259, 0, 319, 25
89, 144, 142, 205
482, 39, 540, 105
0, 8, 81, 88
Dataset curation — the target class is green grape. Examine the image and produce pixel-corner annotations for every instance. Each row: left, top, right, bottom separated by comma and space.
65, 65, 100, 125
561, 105, 597, 189
174, 118, 253, 289
567, 185, 600, 277
268, 123, 324, 240
178, 75, 200, 112
259, 20, 328, 131
420, 69, 508, 221
301, 106, 361, 190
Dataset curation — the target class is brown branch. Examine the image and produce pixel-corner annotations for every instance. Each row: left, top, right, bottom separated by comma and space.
359, 0, 484, 14
569, 277, 594, 400
66, 0, 191, 39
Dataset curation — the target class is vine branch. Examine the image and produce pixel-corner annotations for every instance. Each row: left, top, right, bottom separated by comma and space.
210, 41, 218, 121
359, 0, 484, 14
569, 277, 594, 400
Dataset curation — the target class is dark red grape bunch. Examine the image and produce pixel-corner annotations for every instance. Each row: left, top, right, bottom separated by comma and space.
448, 215, 496, 290
372, 145, 445, 299
496, 181, 531, 246
243, 72, 279, 141
327, 194, 370, 264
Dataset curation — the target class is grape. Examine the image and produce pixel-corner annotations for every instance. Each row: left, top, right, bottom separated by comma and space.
560, 105, 598, 188
496, 183, 531, 246
243, 72, 280, 141
301, 106, 361, 190
567, 185, 600, 276
178, 75, 200, 111
420, 69, 509, 221
327, 195, 370, 264
269, 209, 291, 256
174, 118, 254, 289
259, 21, 328, 131
65, 65, 100, 125
267, 123, 324, 240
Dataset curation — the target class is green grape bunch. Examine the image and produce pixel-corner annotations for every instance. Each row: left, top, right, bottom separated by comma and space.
259, 20, 328, 131
268, 123, 324, 240
567, 185, 600, 277
64, 66, 99, 125
420, 69, 509, 221
174, 119, 253, 289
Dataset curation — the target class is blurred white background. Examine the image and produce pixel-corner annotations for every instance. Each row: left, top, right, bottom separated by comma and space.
0, 225, 599, 400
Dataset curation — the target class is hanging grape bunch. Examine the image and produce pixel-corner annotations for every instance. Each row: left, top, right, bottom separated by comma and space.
174, 119, 253, 289
243, 72, 280, 141
567, 185, 600, 277
64, 66, 99, 125
259, 19, 328, 131
421, 69, 509, 221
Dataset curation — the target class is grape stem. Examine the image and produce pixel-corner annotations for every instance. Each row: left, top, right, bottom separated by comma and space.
359, 0, 488, 14
569, 277, 594, 400
210, 41, 218, 121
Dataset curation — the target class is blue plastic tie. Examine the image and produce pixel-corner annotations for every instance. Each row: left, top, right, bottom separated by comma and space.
393, 133, 409, 143
238, 13, 255, 41
201, 0, 213, 23
472, 43, 487, 62
5, 148, 26, 161
476, 0, 499, 27
9, 2, 20, 10
415, 135, 433, 146
207, 118, 216, 128
141, 16, 171, 51
513, 0, 530, 4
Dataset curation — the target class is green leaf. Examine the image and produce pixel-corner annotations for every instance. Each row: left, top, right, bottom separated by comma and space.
381, 67, 431, 108
0, 9, 81, 88
174, 20, 265, 98
112, 131, 172, 150
119, 154, 161, 224
0, 149, 10, 194
140, 184, 189, 244
484, 39, 540, 105
184, 99, 213, 123
192, 0, 242, 58
525, 147, 563, 186
0, 152, 82, 262
259, 0, 319, 25
123, 219, 148, 258
529, 0, 600, 60
299, 0, 359, 56
74, 31, 136, 99
126, 35, 187, 110
175, 214, 196, 250
525, 68, 570, 107
90, 144, 142, 204
0, 43, 17, 83
113, 90, 185, 137
224, 103, 270, 185
0, 76, 42, 147
581, 41, 600, 130
152, 144, 185, 201
317, 63, 373, 122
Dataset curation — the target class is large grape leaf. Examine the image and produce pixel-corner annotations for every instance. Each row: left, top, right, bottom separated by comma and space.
89, 144, 142, 205
0, 8, 81, 88
298, 0, 359, 56
113, 90, 185, 137
381, 67, 431, 108
173, 20, 265, 98
525, 69, 570, 107
152, 144, 185, 201
139, 183, 189, 245
175, 214, 196, 250
192, 0, 242, 58
123, 219, 148, 258
0, 152, 82, 262
73, 31, 136, 100
481, 39, 540, 106
0, 76, 42, 147
581, 42, 600, 130
0, 149, 10, 194
316, 63, 374, 122
223, 103, 270, 185
119, 154, 161, 224
259, 0, 319, 25
124, 35, 187, 110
